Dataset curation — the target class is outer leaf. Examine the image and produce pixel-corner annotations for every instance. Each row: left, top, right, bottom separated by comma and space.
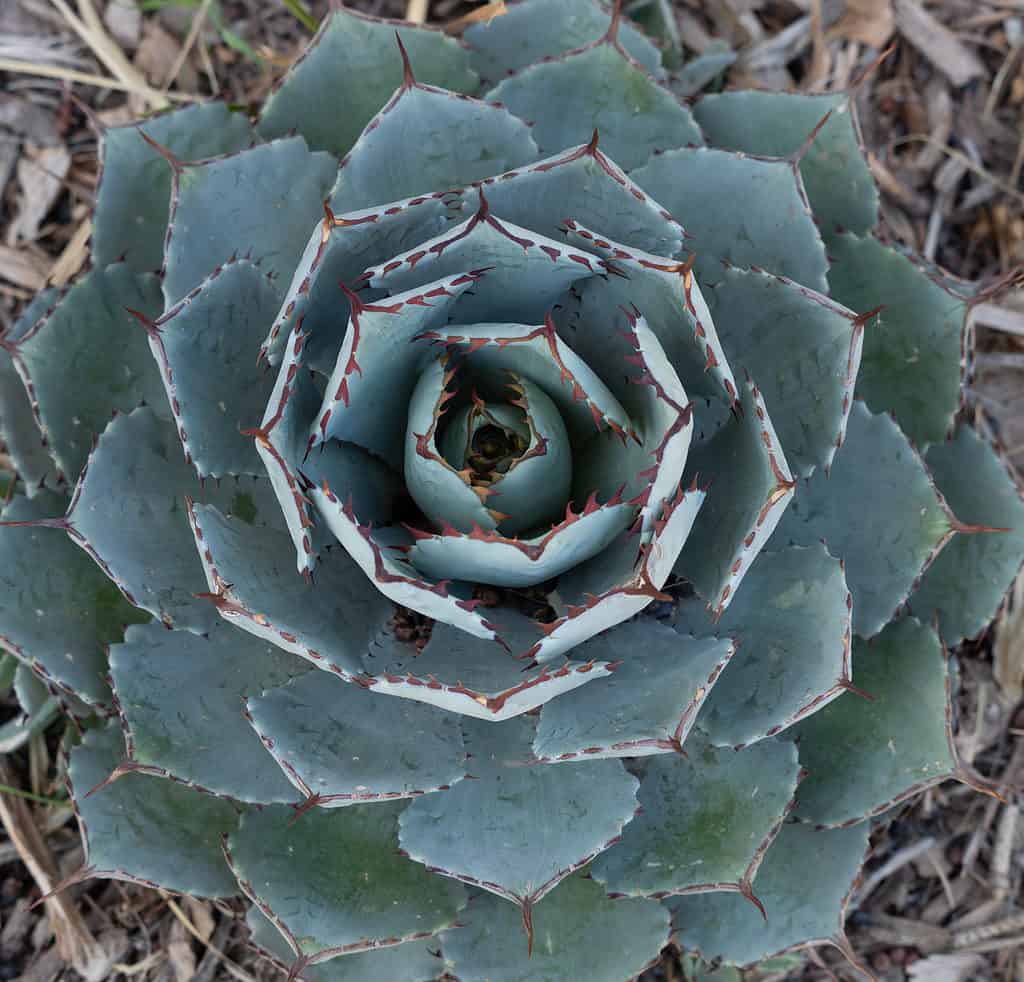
827, 232, 970, 447
93, 103, 255, 273
68, 722, 239, 897
591, 736, 800, 899
67, 407, 279, 633
149, 259, 278, 477
225, 803, 466, 961
465, 0, 665, 80
258, 8, 477, 157
109, 620, 306, 803
246, 669, 467, 806
0, 663, 61, 754
685, 545, 853, 749
669, 822, 870, 967
329, 81, 537, 214
693, 91, 878, 235
674, 377, 795, 617
626, 0, 684, 69
162, 138, 336, 306
699, 265, 863, 477
451, 139, 684, 256
486, 39, 702, 171
5, 264, 164, 482
358, 617, 613, 721
793, 618, 959, 827
399, 717, 638, 912
0, 289, 59, 494
247, 907, 447, 982
532, 624, 734, 760
911, 423, 1024, 643
442, 874, 670, 982
188, 502, 394, 677
672, 42, 736, 97
0, 492, 144, 705
630, 148, 829, 294
771, 402, 953, 637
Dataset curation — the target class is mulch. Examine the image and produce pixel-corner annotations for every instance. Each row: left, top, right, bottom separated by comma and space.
1, 1, 1023, 980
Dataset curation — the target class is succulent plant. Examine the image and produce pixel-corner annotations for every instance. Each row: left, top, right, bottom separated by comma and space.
2, 1, 1023, 978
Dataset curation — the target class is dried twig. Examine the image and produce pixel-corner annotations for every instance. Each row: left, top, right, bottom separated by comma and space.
0, 760, 119, 980
0, 57, 194, 102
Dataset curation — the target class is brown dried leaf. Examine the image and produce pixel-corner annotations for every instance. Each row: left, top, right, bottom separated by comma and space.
7, 144, 71, 245
908, 953, 988, 982
166, 917, 196, 982
183, 897, 215, 943
828, 0, 895, 48
103, 0, 141, 51
134, 19, 197, 92
893, 0, 986, 88
0, 244, 48, 290
994, 573, 1024, 707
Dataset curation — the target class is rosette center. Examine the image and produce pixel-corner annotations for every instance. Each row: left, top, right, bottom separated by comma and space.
406, 360, 572, 539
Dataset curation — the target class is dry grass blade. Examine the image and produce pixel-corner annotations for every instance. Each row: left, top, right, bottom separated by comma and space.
0, 56, 195, 102
0, 761, 120, 980
47, 218, 91, 287
47, 0, 175, 109
406, 0, 429, 24
994, 573, 1024, 702
163, 896, 258, 982
445, 0, 507, 32
161, 0, 213, 93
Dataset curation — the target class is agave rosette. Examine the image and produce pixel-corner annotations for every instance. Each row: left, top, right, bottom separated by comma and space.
1, 1, 1023, 979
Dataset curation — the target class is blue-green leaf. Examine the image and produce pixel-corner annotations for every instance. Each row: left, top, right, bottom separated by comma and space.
247, 670, 467, 806
693, 91, 877, 236
259, 7, 477, 157
93, 103, 255, 273
486, 39, 701, 171
442, 874, 669, 981
591, 735, 800, 899
329, 82, 536, 214
669, 822, 869, 967
771, 402, 953, 637
7, 264, 164, 483
226, 803, 466, 959
109, 620, 305, 803
399, 717, 638, 910
68, 722, 239, 897
910, 423, 1024, 643
794, 618, 959, 827
533, 624, 734, 760
163, 138, 336, 306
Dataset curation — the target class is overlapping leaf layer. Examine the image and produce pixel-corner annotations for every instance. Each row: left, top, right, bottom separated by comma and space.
1, 1, 1021, 980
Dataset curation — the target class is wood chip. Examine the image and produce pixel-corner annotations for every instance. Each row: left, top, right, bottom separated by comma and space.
7, 144, 70, 245
908, 953, 988, 981
0, 244, 49, 290
994, 574, 1024, 705
893, 0, 986, 88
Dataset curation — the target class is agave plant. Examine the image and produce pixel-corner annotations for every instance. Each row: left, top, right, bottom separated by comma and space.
1, 0, 1022, 978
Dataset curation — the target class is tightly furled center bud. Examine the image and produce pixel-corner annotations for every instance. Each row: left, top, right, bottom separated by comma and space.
408, 363, 572, 538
